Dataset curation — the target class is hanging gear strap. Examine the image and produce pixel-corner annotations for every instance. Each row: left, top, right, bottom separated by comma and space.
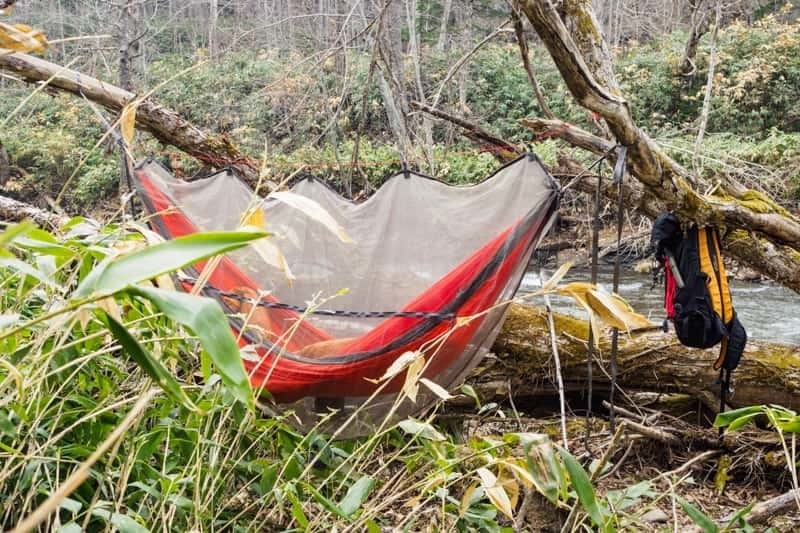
608, 145, 629, 432
585, 152, 604, 450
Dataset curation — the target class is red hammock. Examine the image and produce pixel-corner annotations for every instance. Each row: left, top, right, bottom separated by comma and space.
134, 155, 557, 416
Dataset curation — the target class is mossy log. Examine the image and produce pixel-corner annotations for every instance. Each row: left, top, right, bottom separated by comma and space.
480, 303, 800, 410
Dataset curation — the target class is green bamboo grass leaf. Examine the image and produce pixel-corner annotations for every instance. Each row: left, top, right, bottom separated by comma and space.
723, 503, 754, 532
339, 476, 376, 517
558, 446, 607, 531
126, 285, 252, 408
678, 496, 719, 533
74, 230, 267, 298
397, 419, 446, 441
91, 509, 150, 533
714, 406, 764, 429
303, 482, 345, 517
284, 484, 309, 529
0, 221, 33, 250
104, 312, 197, 411
0, 257, 57, 287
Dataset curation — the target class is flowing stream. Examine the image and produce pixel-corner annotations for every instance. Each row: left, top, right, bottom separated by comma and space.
518, 265, 800, 346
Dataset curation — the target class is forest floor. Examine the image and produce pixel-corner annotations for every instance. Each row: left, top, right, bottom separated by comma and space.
455, 410, 800, 531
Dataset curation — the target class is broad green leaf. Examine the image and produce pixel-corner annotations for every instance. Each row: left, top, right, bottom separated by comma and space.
284, 484, 309, 529
728, 412, 763, 431
339, 476, 375, 517
74, 230, 267, 298
58, 497, 82, 514
397, 419, 446, 441
678, 496, 719, 533
723, 502, 755, 532
714, 406, 764, 428
0, 221, 33, 250
91, 509, 150, 533
57, 524, 82, 533
104, 312, 196, 410
460, 383, 481, 408
503, 432, 549, 449
775, 415, 800, 433
303, 482, 344, 517
558, 446, 606, 531
0, 258, 57, 287
126, 286, 251, 407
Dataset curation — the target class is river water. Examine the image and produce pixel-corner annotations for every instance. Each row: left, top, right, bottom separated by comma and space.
518, 266, 800, 346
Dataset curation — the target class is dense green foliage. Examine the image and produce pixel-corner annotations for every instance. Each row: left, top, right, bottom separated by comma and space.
0, 222, 696, 531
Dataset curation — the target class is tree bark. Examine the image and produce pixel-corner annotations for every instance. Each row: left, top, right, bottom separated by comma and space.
0, 50, 258, 179
0, 140, 10, 187
679, 0, 710, 81
693, 0, 720, 162
409, 101, 521, 161
479, 304, 800, 410
436, 0, 453, 51
512, 9, 554, 119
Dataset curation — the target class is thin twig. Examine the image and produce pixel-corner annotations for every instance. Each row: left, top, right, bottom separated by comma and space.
542, 285, 568, 450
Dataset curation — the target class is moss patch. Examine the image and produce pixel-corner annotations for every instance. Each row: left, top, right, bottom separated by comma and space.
712, 188, 793, 216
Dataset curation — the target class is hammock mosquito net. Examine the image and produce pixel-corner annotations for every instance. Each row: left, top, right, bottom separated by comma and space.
134, 154, 558, 435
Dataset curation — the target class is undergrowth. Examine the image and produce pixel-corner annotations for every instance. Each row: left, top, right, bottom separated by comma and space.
1, 220, 767, 532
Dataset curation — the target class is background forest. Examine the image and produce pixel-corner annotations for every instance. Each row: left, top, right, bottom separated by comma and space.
3, 1, 800, 532
2, 0, 800, 211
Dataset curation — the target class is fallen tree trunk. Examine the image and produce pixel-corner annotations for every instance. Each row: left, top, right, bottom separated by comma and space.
479, 304, 800, 410
0, 193, 69, 228
0, 49, 258, 180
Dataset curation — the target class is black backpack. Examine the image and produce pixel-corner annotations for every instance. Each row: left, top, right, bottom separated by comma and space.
651, 213, 747, 374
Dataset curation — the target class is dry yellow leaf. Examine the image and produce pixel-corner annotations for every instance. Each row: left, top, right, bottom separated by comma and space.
476, 467, 514, 520
497, 463, 520, 510
97, 297, 121, 322
556, 281, 655, 337
120, 101, 138, 146
401, 355, 425, 403
460, 483, 479, 516
420, 377, 452, 401
0, 22, 47, 53
241, 206, 266, 229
